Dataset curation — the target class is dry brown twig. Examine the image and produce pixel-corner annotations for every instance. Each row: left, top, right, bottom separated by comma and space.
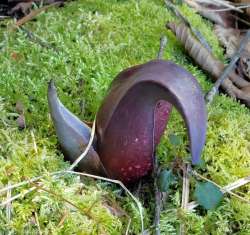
165, 0, 212, 52
12, 2, 61, 29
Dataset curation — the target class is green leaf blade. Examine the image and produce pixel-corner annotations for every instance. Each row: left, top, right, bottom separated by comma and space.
194, 182, 223, 210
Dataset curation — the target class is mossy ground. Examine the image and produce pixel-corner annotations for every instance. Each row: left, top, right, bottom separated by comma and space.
0, 0, 250, 234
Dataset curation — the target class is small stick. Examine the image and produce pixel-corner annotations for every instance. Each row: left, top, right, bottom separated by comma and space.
181, 164, 190, 209
206, 30, 250, 104
0, 16, 10, 20
157, 35, 168, 59
165, 0, 212, 52
125, 218, 132, 235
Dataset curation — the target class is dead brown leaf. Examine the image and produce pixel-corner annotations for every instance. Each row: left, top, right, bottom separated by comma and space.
166, 22, 250, 107
214, 24, 240, 58
214, 24, 250, 80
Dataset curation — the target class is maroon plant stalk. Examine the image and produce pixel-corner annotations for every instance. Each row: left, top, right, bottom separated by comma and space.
48, 59, 207, 184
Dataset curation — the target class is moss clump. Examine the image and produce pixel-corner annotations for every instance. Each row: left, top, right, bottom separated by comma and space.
0, 0, 250, 234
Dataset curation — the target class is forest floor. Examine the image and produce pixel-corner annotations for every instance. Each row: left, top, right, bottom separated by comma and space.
0, 0, 250, 234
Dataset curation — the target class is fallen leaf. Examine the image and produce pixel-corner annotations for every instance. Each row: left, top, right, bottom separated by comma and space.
169, 134, 182, 146
194, 182, 223, 210
214, 25, 240, 58
167, 22, 250, 107
158, 169, 175, 192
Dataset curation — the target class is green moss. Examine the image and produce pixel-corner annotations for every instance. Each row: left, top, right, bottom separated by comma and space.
0, 0, 250, 234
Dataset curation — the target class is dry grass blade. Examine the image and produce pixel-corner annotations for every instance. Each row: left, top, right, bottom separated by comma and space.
32, 183, 94, 220
1, 169, 144, 233
180, 163, 190, 235
6, 182, 12, 222
65, 170, 144, 233
222, 175, 250, 191
0, 171, 63, 194
57, 210, 69, 228
34, 211, 42, 235
1, 186, 37, 207
31, 130, 38, 154
68, 118, 96, 171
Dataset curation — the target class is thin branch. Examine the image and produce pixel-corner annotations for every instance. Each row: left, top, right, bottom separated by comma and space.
20, 26, 59, 52
0, 170, 144, 232
205, 30, 250, 104
197, 0, 243, 12
157, 35, 168, 59
12, 2, 61, 29
181, 164, 190, 209
165, 0, 212, 52
200, 4, 250, 11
